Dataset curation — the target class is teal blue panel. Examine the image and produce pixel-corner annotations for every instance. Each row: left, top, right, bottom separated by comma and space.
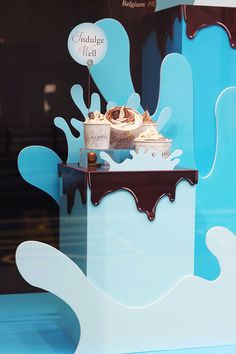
182, 21, 236, 177
142, 16, 182, 115
183, 25, 236, 285
142, 17, 236, 281
195, 88, 236, 280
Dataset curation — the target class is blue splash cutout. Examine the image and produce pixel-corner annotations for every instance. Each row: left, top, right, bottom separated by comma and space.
100, 149, 182, 172
54, 117, 83, 163
106, 93, 141, 111
17, 146, 62, 204
70, 84, 101, 117
195, 87, 236, 280
153, 53, 195, 169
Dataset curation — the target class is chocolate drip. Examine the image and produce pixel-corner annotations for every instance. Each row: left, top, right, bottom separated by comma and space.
59, 164, 87, 214
184, 5, 236, 48
60, 165, 198, 221
142, 5, 236, 59
89, 169, 198, 221
142, 6, 182, 57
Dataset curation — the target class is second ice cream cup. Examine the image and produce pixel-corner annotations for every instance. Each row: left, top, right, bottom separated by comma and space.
139, 122, 158, 135
134, 139, 172, 158
109, 127, 141, 149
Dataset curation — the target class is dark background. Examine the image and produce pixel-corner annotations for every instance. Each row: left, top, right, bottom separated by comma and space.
0, 0, 153, 293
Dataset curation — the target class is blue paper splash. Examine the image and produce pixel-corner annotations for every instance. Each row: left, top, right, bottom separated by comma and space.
71, 84, 101, 117
54, 117, 83, 163
153, 53, 195, 169
100, 149, 182, 172
17, 146, 62, 204
15, 226, 236, 353
195, 87, 236, 280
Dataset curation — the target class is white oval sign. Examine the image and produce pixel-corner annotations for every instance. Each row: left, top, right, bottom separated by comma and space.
68, 23, 108, 66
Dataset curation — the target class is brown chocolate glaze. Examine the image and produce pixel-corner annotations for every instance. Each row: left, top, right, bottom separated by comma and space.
59, 164, 87, 214
184, 5, 236, 48
155, 6, 182, 57
89, 169, 198, 221
59, 164, 198, 221
142, 6, 182, 57
142, 5, 236, 59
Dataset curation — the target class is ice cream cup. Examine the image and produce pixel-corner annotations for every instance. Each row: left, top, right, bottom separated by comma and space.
84, 122, 111, 150
109, 126, 142, 149
134, 139, 172, 158
106, 107, 143, 149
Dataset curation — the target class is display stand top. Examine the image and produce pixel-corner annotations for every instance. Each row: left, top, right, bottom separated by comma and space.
58, 163, 198, 176
59, 163, 198, 221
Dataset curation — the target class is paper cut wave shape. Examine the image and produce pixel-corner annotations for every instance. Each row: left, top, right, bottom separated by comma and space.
17, 146, 62, 204
100, 149, 182, 171
16, 226, 236, 354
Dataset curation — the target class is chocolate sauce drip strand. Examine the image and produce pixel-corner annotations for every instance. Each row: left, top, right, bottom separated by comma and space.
59, 165, 87, 214
89, 170, 198, 221
60, 165, 198, 221
142, 6, 182, 57
142, 5, 236, 60
184, 5, 236, 48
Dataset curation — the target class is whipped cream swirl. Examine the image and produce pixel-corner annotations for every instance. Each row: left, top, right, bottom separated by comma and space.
85, 111, 109, 124
135, 127, 167, 141
105, 106, 142, 131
